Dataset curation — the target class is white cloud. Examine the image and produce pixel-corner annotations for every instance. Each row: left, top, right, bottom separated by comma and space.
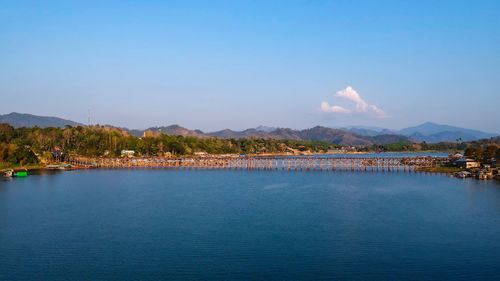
320, 102, 351, 113
320, 86, 386, 117
369, 105, 385, 116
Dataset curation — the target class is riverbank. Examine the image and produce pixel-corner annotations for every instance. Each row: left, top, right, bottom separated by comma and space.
1, 163, 93, 177
1, 164, 43, 172
417, 165, 500, 181
6, 154, 497, 182
416, 166, 462, 173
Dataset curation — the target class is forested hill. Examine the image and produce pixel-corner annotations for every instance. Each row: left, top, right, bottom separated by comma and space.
1, 124, 499, 168
0, 124, 338, 167
0, 112, 81, 128
145, 125, 411, 146
1, 112, 497, 145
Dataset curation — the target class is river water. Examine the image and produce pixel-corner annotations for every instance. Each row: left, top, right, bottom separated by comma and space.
1, 168, 500, 280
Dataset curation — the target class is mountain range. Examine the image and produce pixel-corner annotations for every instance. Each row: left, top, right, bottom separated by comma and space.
339, 122, 497, 143
0, 112, 497, 145
0, 112, 82, 128
140, 125, 412, 146
395, 122, 496, 142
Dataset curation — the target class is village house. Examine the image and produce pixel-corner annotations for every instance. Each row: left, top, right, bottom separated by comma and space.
51, 146, 63, 159
450, 153, 463, 159
121, 150, 135, 157
455, 157, 480, 169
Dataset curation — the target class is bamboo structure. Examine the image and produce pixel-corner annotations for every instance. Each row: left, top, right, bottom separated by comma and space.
67, 156, 447, 172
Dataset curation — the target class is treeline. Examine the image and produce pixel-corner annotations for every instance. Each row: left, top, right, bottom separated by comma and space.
361, 139, 499, 162
0, 124, 338, 167
2, 123, 498, 168
464, 143, 500, 163
360, 140, 468, 152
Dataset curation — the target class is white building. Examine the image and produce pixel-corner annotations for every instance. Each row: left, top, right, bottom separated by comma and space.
121, 150, 135, 157
456, 157, 480, 169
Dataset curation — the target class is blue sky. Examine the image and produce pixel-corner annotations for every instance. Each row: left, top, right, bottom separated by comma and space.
1, 0, 499, 132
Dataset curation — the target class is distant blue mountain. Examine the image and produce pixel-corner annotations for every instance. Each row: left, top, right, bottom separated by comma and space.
254, 125, 278, 133
0, 112, 82, 128
341, 126, 384, 137
344, 125, 387, 131
397, 122, 497, 142
340, 122, 497, 143
1, 112, 496, 144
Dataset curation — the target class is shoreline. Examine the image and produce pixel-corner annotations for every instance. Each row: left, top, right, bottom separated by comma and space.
4, 154, 448, 175
1, 150, 453, 171
3, 153, 497, 181
416, 166, 462, 174
3, 165, 498, 182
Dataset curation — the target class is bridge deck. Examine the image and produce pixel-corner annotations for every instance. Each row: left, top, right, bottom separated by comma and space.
68, 156, 449, 172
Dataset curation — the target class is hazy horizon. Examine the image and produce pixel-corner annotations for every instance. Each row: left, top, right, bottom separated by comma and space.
1, 1, 499, 132
2, 111, 499, 135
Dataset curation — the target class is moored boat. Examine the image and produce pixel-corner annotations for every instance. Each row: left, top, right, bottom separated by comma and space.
46, 163, 73, 170
3, 169, 14, 177
13, 169, 28, 177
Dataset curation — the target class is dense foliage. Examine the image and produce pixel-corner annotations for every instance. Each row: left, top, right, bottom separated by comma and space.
459, 137, 500, 161
0, 124, 338, 167
360, 140, 469, 152
464, 144, 500, 162
347, 138, 500, 163
1, 124, 498, 168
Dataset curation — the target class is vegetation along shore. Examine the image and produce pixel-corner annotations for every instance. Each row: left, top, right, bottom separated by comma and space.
1, 123, 499, 180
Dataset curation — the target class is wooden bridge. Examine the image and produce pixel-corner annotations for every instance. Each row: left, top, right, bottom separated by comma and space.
67, 155, 448, 172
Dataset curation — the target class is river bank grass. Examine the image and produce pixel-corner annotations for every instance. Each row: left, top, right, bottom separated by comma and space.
416, 166, 462, 173
0, 163, 44, 172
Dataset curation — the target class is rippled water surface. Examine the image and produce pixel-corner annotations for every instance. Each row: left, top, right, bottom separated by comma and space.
1, 169, 500, 280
